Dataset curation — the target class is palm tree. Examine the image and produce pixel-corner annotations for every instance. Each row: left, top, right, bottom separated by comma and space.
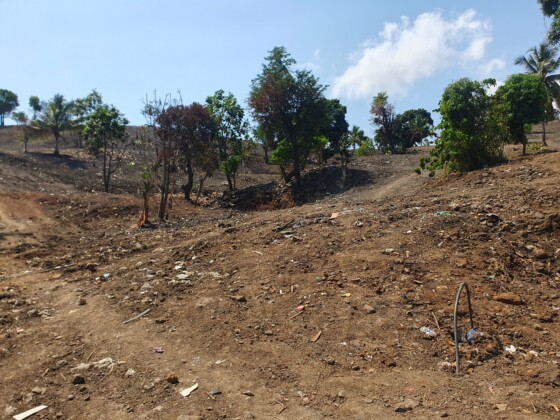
348, 125, 367, 150
515, 42, 560, 146
35, 94, 74, 155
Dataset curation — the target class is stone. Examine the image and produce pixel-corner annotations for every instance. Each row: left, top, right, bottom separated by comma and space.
78, 298, 87, 305
166, 373, 179, 384
232, 295, 247, 303
32, 387, 46, 394
493, 293, 523, 305
125, 368, 136, 377
495, 403, 508, 411
533, 248, 548, 259
242, 390, 254, 396
72, 374, 86, 385
395, 399, 418, 413
363, 304, 376, 314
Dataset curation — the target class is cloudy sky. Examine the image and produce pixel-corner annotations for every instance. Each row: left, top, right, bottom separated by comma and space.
1, 0, 550, 133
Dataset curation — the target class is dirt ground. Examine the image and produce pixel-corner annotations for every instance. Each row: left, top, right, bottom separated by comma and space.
0, 126, 559, 419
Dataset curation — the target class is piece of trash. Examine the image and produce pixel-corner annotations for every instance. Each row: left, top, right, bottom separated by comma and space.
403, 387, 414, 393
13, 405, 48, 420
330, 213, 339, 219
341, 292, 351, 297
420, 326, 437, 338
504, 345, 516, 354
103, 273, 111, 279
311, 330, 322, 342
16, 327, 25, 334
253, 251, 263, 255
435, 211, 453, 216
215, 359, 227, 364
180, 383, 198, 397
466, 329, 478, 343
153, 346, 164, 353
296, 305, 305, 311
122, 308, 151, 325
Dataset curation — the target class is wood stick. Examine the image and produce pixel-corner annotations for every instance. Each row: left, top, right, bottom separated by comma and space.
122, 308, 151, 325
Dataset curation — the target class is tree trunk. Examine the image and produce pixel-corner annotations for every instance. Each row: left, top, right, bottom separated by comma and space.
542, 120, 548, 146
181, 161, 194, 202
54, 132, 60, 156
522, 141, 527, 156
226, 173, 234, 191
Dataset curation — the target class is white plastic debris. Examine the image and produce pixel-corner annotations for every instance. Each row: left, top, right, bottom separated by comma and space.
504, 344, 516, 354
180, 383, 199, 397
13, 405, 48, 420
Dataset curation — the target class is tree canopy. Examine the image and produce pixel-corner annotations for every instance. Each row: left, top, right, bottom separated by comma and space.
538, 0, 560, 43
34, 94, 74, 155
0, 89, 19, 127
249, 46, 330, 185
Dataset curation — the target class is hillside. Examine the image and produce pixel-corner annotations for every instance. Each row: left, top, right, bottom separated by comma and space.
0, 125, 559, 419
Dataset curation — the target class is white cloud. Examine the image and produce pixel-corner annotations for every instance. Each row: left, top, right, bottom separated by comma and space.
331, 9, 496, 100
313, 49, 320, 59
295, 61, 321, 72
478, 58, 506, 76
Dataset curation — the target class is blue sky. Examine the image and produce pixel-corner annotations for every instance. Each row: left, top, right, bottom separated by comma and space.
1, 0, 550, 134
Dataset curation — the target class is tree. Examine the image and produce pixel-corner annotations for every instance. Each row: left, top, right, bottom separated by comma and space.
514, 42, 560, 145
0, 89, 19, 127
11, 111, 38, 153
348, 125, 368, 150
249, 46, 329, 185
206, 90, 249, 191
370, 92, 399, 153
72, 89, 103, 148
394, 109, 434, 148
538, 0, 560, 43
35, 94, 74, 155
157, 103, 218, 204
496, 74, 548, 155
419, 78, 506, 175
82, 104, 129, 192
29, 96, 41, 120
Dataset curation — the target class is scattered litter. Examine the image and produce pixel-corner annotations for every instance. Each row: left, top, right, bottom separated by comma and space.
420, 326, 437, 338
103, 273, 111, 279
466, 328, 483, 344
153, 347, 164, 353
311, 330, 322, 342
296, 305, 305, 311
341, 292, 351, 298
13, 405, 48, 420
253, 251, 263, 255
215, 359, 227, 365
72, 357, 116, 371
122, 308, 151, 325
180, 383, 198, 397
330, 213, 339, 219
504, 345, 516, 355
382, 248, 394, 255
435, 211, 453, 216
16, 327, 25, 334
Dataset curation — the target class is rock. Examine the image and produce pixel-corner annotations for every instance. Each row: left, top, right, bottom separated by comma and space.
78, 298, 87, 305
395, 399, 418, 412
264, 330, 273, 336
166, 373, 179, 384
32, 387, 46, 394
493, 293, 524, 305
242, 390, 254, 396
363, 304, 376, 314
27, 308, 40, 317
495, 403, 508, 411
67, 394, 75, 400
72, 374, 86, 385
533, 248, 548, 259
4, 406, 16, 416
324, 357, 336, 365
177, 416, 203, 420
210, 389, 222, 396
125, 368, 136, 377
232, 295, 247, 303
337, 390, 346, 399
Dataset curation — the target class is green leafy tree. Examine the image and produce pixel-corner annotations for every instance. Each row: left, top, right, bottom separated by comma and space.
71, 89, 103, 148
420, 78, 506, 175
0, 89, 19, 127
206, 90, 249, 191
394, 109, 434, 148
514, 42, 560, 145
249, 46, 329, 185
82, 105, 129, 192
496, 73, 548, 155
538, 0, 560, 43
29, 96, 41, 120
348, 125, 368, 150
35, 94, 74, 155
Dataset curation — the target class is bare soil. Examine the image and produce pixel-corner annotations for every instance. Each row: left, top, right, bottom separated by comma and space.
0, 125, 559, 419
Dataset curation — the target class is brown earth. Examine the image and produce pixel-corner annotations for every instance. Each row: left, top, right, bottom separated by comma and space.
0, 126, 559, 419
